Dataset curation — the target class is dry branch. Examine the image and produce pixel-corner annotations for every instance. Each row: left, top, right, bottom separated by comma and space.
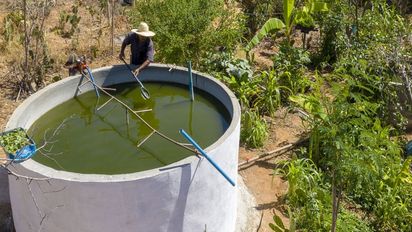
238, 137, 309, 170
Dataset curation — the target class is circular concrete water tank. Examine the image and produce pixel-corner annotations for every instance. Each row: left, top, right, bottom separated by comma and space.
6, 64, 240, 232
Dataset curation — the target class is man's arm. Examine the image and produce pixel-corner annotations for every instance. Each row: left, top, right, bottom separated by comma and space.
119, 33, 131, 60
133, 59, 150, 76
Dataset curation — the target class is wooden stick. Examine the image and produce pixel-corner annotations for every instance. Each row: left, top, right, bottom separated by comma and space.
76, 87, 83, 94
16, 86, 22, 102
101, 87, 116, 91
96, 97, 114, 111
81, 73, 196, 154
126, 108, 129, 126
78, 80, 91, 88
134, 109, 152, 113
238, 144, 294, 168
238, 137, 308, 170
137, 131, 155, 148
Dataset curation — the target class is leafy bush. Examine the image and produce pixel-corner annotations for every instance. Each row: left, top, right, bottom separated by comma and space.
269, 207, 296, 232
128, 0, 245, 68
273, 42, 312, 97
201, 51, 253, 81
245, 0, 329, 51
214, 60, 288, 117
335, 209, 373, 232
4, 1, 56, 93
218, 73, 259, 110
276, 158, 373, 231
290, 74, 412, 231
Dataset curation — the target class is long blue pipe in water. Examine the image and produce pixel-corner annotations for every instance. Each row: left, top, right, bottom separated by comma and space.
85, 66, 100, 97
179, 129, 235, 186
188, 61, 194, 101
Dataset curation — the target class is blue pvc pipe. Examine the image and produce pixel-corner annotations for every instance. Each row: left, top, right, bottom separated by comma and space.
188, 61, 194, 101
85, 66, 100, 97
179, 129, 235, 186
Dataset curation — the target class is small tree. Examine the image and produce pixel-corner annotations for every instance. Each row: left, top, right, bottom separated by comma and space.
6, 0, 55, 95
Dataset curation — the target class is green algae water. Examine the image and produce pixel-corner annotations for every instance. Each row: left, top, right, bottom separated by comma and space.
29, 82, 230, 174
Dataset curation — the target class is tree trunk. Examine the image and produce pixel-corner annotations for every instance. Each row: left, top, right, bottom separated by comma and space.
331, 171, 341, 232
23, 0, 29, 90
111, 0, 115, 55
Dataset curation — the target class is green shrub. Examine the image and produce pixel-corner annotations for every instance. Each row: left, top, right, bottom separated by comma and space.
128, 0, 245, 68
290, 74, 412, 231
212, 56, 259, 110
276, 157, 373, 231
54, 3, 81, 38
201, 51, 253, 81
273, 42, 312, 97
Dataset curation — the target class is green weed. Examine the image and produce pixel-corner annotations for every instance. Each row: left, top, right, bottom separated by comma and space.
0, 129, 30, 154
240, 109, 268, 148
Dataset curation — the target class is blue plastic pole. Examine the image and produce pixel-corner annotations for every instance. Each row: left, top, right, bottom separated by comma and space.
188, 61, 194, 101
85, 66, 100, 97
179, 129, 235, 186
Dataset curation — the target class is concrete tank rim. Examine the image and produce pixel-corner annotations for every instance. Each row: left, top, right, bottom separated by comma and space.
6, 63, 240, 182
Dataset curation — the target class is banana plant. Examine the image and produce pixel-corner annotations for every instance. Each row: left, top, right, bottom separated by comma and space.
245, 0, 329, 52
244, 0, 292, 52
295, 0, 330, 29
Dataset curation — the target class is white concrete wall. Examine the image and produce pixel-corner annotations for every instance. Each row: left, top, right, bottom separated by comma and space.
6, 64, 241, 232
0, 168, 9, 204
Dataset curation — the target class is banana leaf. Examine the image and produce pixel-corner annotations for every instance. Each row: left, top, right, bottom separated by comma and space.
245, 18, 285, 51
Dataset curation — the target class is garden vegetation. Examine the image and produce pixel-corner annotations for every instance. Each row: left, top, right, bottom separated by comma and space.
0, 0, 410, 231
129, 0, 412, 231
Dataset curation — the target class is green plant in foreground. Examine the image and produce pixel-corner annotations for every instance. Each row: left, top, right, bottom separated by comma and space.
240, 109, 268, 148
0, 129, 30, 154
289, 73, 412, 231
276, 157, 374, 231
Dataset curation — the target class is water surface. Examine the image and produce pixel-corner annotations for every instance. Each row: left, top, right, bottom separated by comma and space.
30, 82, 230, 174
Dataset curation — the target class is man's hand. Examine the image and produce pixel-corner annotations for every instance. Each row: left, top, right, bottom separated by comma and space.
133, 68, 140, 76
118, 53, 125, 60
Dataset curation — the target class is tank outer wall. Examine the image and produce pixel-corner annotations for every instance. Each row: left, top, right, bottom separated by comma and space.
6, 64, 240, 232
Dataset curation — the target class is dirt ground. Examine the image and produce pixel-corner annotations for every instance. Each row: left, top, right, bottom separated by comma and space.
238, 109, 306, 231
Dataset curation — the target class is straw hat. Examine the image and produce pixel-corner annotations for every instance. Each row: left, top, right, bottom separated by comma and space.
131, 22, 155, 37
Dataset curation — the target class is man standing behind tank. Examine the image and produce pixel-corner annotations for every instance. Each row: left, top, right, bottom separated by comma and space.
119, 22, 155, 76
